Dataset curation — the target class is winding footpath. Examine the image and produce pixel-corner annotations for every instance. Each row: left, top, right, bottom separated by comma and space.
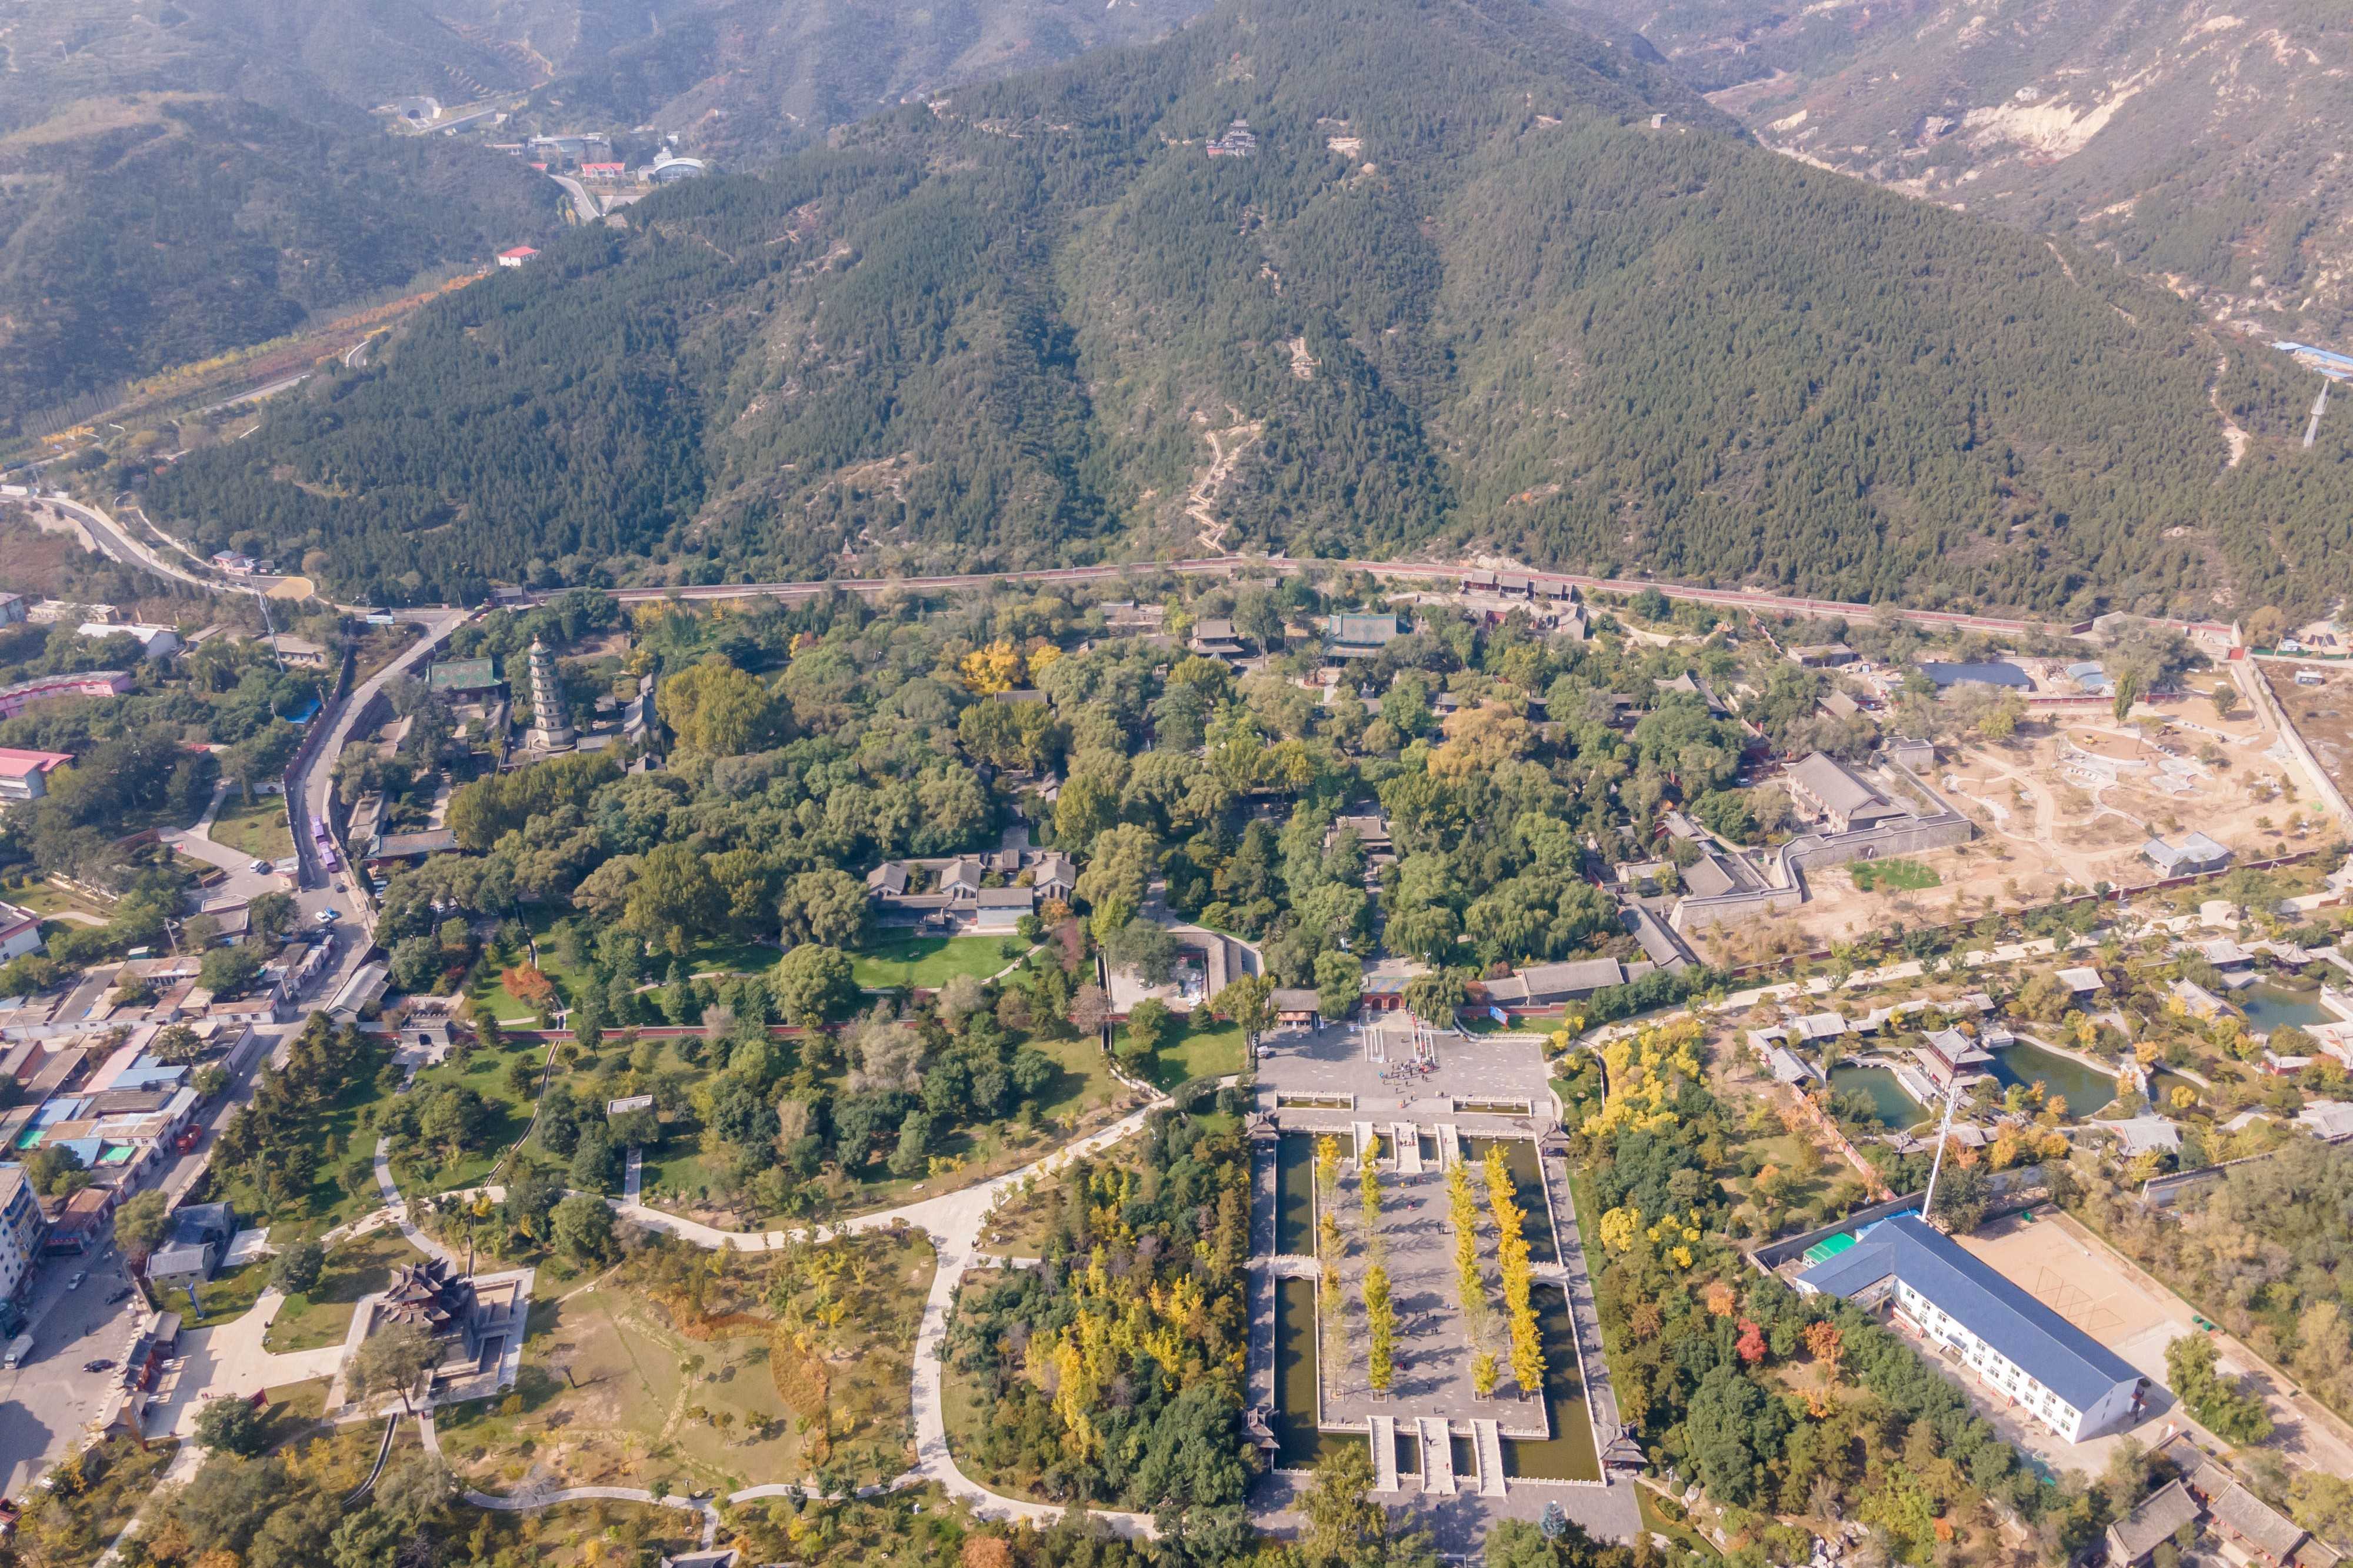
378, 1101, 1169, 1539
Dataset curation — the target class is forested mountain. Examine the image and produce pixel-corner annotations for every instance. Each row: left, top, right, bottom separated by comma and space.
0, 94, 560, 425
0, 0, 579, 431
1579, 0, 2353, 342
143, 0, 2351, 618
514, 0, 1209, 165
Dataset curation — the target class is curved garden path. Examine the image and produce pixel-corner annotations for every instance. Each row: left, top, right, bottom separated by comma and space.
385, 1103, 1175, 1539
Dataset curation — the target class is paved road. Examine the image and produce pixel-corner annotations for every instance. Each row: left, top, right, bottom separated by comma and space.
192, 373, 312, 418
0, 490, 214, 592
27, 472, 2240, 652
548, 174, 599, 224
294, 608, 468, 913
0, 1249, 144, 1497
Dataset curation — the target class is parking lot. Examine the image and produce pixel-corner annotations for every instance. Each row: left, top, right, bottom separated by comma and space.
0, 1245, 149, 1497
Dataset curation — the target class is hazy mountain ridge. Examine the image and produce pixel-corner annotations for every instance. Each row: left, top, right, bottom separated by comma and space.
1586, 0, 2353, 341
141, 0, 2353, 620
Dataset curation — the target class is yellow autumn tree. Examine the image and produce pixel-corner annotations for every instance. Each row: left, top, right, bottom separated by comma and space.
1484, 1145, 1544, 1396
959, 640, 1025, 694
1448, 1159, 1488, 1343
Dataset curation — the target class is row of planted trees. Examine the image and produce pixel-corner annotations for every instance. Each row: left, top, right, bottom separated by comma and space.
1314, 1132, 1401, 1396
1484, 1145, 1546, 1397
1448, 1159, 1501, 1396
1316, 1133, 1549, 1401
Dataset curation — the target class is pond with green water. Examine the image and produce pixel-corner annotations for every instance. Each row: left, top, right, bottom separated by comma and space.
1274, 1277, 1359, 1469
1986, 1042, 2117, 1119
2236, 983, 2330, 1036
1827, 1066, 1925, 1130
1503, 1284, 1602, 1482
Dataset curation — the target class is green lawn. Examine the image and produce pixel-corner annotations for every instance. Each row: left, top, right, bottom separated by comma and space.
206, 788, 294, 861
169, 1256, 273, 1327
390, 1042, 545, 1196
268, 1227, 428, 1352
849, 935, 1028, 990
1032, 1033, 1130, 1125
465, 964, 549, 1024
683, 935, 780, 976
1850, 858, 1941, 892
1144, 1016, 1246, 1091
2, 879, 108, 920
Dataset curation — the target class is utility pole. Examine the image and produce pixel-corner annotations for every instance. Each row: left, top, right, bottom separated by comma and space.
1919, 1076, 1963, 1225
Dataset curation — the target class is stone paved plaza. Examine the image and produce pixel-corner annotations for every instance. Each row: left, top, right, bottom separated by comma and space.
1243, 1016, 1642, 1543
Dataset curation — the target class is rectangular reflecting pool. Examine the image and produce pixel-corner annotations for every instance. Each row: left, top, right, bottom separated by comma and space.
1503, 1283, 1602, 1482
1274, 1276, 1358, 1469
1276, 1136, 1315, 1256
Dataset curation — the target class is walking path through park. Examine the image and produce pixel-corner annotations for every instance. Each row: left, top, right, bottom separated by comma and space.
380, 1105, 1176, 1538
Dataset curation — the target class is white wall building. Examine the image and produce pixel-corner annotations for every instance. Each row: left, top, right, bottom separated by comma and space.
0, 1167, 48, 1302
1795, 1215, 2147, 1442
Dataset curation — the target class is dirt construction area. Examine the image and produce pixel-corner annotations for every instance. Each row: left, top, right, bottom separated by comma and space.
1951, 1211, 2353, 1481
2265, 662, 2353, 803
1757, 689, 2313, 948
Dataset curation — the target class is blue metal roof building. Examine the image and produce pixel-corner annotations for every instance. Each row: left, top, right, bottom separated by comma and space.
1795, 1215, 2147, 1442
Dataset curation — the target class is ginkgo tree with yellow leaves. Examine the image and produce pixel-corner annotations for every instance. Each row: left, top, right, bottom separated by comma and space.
941, 1112, 1256, 1511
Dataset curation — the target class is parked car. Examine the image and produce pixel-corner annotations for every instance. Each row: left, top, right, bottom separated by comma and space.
81, 1359, 112, 1373
251, 860, 272, 875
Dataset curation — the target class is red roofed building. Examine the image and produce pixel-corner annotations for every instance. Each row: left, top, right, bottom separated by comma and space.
0, 901, 41, 963
0, 748, 72, 802
498, 246, 540, 268
0, 670, 132, 721
581, 162, 625, 179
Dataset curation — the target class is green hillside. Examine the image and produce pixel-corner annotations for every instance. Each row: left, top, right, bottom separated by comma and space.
144, 0, 2350, 618
0, 94, 562, 426
516, 0, 1209, 166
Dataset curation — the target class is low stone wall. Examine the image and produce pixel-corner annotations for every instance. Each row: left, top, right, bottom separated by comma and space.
1671, 812, 1974, 934
1783, 812, 1975, 876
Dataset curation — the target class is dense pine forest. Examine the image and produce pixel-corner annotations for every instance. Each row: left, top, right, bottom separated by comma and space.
0, 95, 561, 428
142, 0, 2351, 616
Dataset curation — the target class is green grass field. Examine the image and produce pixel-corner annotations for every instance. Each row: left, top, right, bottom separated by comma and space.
205, 788, 294, 861
1849, 858, 1941, 892
172, 1256, 272, 1327
391, 1042, 546, 1195
849, 935, 1026, 990
683, 936, 779, 976
268, 1227, 429, 1352
1144, 1016, 1245, 1090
